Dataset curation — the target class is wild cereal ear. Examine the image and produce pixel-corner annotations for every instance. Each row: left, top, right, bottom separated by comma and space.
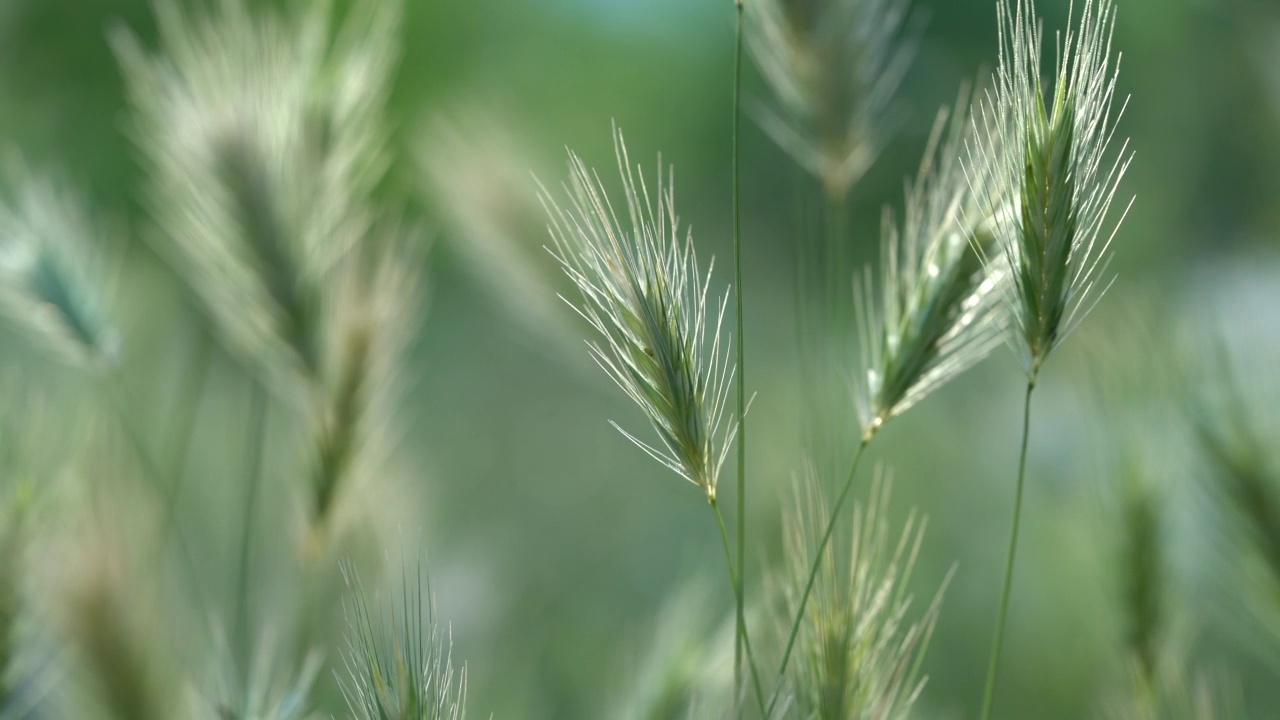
775, 466, 952, 719
115, 0, 401, 393
855, 87, 1008, 441
745, 0, 920, 200
0, 168, 121, 369
970, 0, 1133, 376
339, 556, 468, 720
540, 128, 737, 503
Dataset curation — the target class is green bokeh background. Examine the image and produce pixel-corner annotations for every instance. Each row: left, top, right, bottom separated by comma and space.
3, 0, 1280, 717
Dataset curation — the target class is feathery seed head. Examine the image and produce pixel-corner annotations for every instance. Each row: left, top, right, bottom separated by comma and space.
972, 0, 1132, 374
542, 127, 737, 502
856, 94, 1006, 439
747, 0, 918, 198
193, 630, 320, 720
418, 107, 581, 351
60, 525, 179, 720
309, 230, 422, 531
776, 469, 950, 719
0, 172, 121, 368
339, 559, 468, 720
114, 0, 399, 388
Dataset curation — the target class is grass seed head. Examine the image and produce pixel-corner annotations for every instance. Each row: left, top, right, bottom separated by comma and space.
542, 127, 737, 502
309, 228, 423, 532
0, 168, 121, 368
856, 90, 1007, 439
776, 468, 950, 719
114, 0, 399, 389
192, 629, 320, 720
746, 0, 919, 198
339, 558, 468, 720
971, 0, 1132, 374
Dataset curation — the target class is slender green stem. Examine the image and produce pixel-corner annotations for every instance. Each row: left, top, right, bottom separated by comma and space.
730, 0, 748, 706
103, 374, 207, 606
233, 382, 269, 682
713, 500, 766, 716
979, 379, 1036, 720
767, 436, 869, 717
157, 330, 214, 554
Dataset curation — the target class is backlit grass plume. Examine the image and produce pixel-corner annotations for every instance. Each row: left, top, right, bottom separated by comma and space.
0, 168, 120, 368
193, 630, 320, 720
971, 0, 1132, 376
1188, 338, 1280, 659
113, 0, 399, 387
339, 560, 467, 720
541, 128, 736, 503
855, 92, 1006, 439
746, 0, 917, 199
418, 106, 578, 353
309, 233, 422, 531
775, 469, 950, 719
972, 3, 1132, 715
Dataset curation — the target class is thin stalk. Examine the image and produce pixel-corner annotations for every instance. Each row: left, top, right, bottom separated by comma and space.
157, 330, 214, 554
713, 500, 767, 715
233, 382, 269, 684
979, 379, 1036, 720
730, 0, 747, 705
767, 437, 869, 717
103, 374, 207, 607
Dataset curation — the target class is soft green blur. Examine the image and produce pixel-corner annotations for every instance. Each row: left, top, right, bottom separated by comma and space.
2, 0, 1280, 717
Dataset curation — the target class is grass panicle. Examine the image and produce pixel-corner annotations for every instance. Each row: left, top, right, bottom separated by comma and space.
309, 230, 423, 532
541, 127, 738, 502
971, 0, 1132, 375
418, 107, 578, 351
0, 168, 121, 368
776, 469, 951, 720
59, 520, 179, 720
1189, 339, 1280, 659
746, 0, 919, 199
194, 630, 320, 720
1117, 459, 1165, 687
1103, 655, 1243, 720
339, 559, 468, 720
609, 582, 731, 720
855, 91, 1007, 439
114, 0, 399, 388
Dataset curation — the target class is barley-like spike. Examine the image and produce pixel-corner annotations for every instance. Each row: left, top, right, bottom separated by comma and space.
970, 0, 1132, 374
746, 0, 919, 198
0, 170, 121, 368
114, 0, 399, 388
310, 232, 421, 528
776, 468, 950, 719
542, 127, 737, 501
339, 557, 468, 720
855, 89, 1007, 438
192, 629, 320, 720
1118, 461, 1165, 684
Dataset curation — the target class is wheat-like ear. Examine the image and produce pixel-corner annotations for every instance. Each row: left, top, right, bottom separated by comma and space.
970, 0, 1132, 374
309, 226, 423, 532
113, 0, 399, 389
745, 0, 919, 199
0, 166, 120, 368
190, 627, 320, 720
855, 88, 1007, 439
775, 466, 951, 719
339, 558, 468, 720
541, 127, 737, 502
